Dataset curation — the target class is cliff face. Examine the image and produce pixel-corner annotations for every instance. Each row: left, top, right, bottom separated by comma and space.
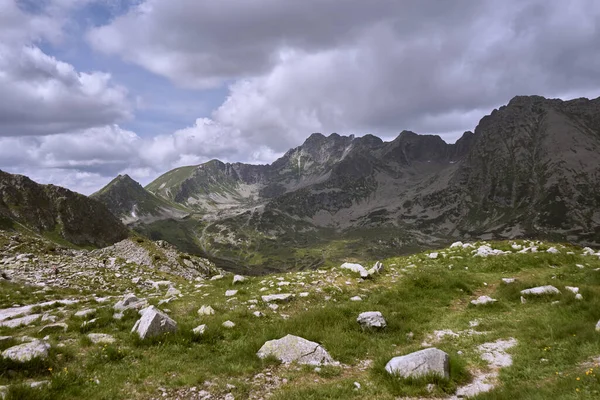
0, 170, 128, 247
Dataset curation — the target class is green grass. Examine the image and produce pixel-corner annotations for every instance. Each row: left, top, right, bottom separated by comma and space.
2, 240, 600, 399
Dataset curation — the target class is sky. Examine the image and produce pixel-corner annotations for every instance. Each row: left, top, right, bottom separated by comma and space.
1, 0, 599, 195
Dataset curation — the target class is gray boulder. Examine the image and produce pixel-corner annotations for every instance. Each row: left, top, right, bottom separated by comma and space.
2, 340, 50, 363
131, 306, 177, 339
257, 334, 337, 365
233, 275, 246, 284
357, 311, 387, 329
114, 294, 148, 311
385, 348, 450, 379
197, 305, 215, 316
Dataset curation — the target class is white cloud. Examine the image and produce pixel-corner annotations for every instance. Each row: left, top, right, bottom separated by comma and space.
0, 0, 132, 136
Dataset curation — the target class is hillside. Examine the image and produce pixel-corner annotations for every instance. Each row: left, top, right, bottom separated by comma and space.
0, 170, 128, 248
91, 174, 188, 225
1, 233, 600, 399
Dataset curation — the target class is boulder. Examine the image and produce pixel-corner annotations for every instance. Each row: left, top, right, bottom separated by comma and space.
357, 311, 387, 329
385, 348, 450, 379
470, 296, 497, 305
520, 286, 561, 296
131, 306, 177, 339
2, 340, 50, 363
257, 334, 337, 365
233, 275, 246, 284
198, 305, 215, 316
340, 262, 368, 278
261, 294, 294, 303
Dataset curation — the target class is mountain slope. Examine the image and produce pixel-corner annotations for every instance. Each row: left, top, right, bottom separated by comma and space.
91, 174, 188, 224
0, 170, 128, 247
106, 95, 600, 271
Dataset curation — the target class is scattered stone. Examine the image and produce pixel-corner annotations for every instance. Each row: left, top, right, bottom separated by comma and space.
520, 286, 561, 296
261, 294, 294, 303
520, 296, 527, 304
385, 348, 449, 379
114, 294, 148, 311
82, 318, 99, 328
357, 311, 387, 329
340, 262, 368, 278
299, 292, 309, 297
210, 275, 224, 281
471, 295, 497, 305
428, 252, 439, 259
225, 290, 238, 297
222, 320, 235, 328
253, 311, 265, 317
233, 275, 246, 284
2, 340, 50, 362
74, 308, 96, 318
192, 324, 207, 335
502, 278, 516, 284
131, 306, 177, 339
565, 286, 579, 294
575, 293, 583, 300
478, 338, 517, 368
596, 320, 600, 332
198, 305, 215, 316
257, 334, 337, 365
365, 261, 384, 277
87, 333, 116, 344
165, 287, 181, 297
546, 247, 559, 254
350, 296, 362, 301
38, 323, 68, 334
152, 281, 173, 290
0, 314, 41, 328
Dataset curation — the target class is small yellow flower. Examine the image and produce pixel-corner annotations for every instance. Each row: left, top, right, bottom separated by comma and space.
576, 388, 580, 392
48, 367, 53, 372
577, 377, 581, 381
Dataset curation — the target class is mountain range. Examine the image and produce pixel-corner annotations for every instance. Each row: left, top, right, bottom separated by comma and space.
87, 95, 600, 272
0, 94, 598, 273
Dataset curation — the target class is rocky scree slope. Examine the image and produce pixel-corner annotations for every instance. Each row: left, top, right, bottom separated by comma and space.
0, 170, 128, 247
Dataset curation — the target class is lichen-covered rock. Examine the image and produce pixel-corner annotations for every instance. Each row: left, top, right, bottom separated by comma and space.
131, 306, 177, 339
2, 340, 50, 363
385, 348, 450, 379
257, 334, 337, 365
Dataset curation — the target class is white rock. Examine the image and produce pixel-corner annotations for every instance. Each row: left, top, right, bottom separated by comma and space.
350, 296, 362, 301
299, 292, 310, 297
74, 308, 96, 318
596, 320, 600, 332
340, 262, 368, 278
575, 294, 583, 300
357, 311, 387, 329
478, 338, 517, 368
232, 275, 246, 284
210, 275, 224, 281
261, 293, 294, 303
0, 314, 41, 328
471, 296, 497, 306
365, 261, 384, 277
520, 286, 561, 296
2, 340, 50, 362
198, 305, 215, 316
222, 320, 235, 328
114, 294, 148, 311
152, 281, 172, 290
257, 334, 337, 365
450, 241, 464, 248
225, 290, 238, 297
38, 323, 68, 334
546, 247, 559, 254
427, 252, 439, 259
565, 286, 579, 294
502, 278, 516, 284
192, 324, 207, 335
385, 348, 449, 379
166, 287, 181, 297
87, 333, 116, 344
131, 306, 177, 339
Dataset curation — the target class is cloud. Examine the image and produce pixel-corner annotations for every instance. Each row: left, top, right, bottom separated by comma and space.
0, 0, 132, 136
88, 0, 600, 152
